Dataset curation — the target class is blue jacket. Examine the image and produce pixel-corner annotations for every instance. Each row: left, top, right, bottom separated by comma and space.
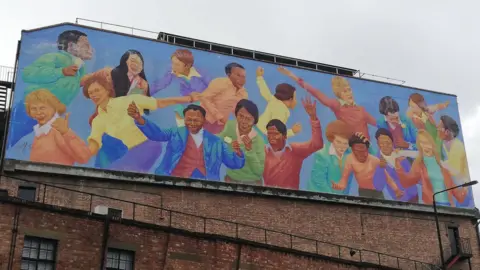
377, 115, 417, 150
136, 118, 245, 181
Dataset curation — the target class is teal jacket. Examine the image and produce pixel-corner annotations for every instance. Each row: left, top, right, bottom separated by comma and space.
22, 51, 86, 105
217, 120, 265, 182
307, 142, 353, 195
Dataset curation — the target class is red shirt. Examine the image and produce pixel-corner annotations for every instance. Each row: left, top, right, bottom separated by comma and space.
263, 119, 323, 189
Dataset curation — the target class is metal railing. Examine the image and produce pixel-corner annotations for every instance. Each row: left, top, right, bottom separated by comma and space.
0, 66, 14, 83
2, 175, 438, 269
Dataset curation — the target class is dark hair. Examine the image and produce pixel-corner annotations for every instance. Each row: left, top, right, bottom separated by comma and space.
111, 50, 150, 98
183, 104, 206, 118
225, 63, 245, 75
440, 115, 459, 138
379, 96, 399, 115
57, 30, 87, 51
82, 72, 115, 126
375, 128, 393, 142
349, 133, 370, 148
274, 83, 296, 101
266, 119, 287, 136
235, 99, 259, 124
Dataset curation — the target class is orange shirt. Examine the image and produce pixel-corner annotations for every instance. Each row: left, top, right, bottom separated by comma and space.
30, 128, 91, 166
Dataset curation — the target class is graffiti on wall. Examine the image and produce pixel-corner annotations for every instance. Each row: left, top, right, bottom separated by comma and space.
5, 24, 474, 208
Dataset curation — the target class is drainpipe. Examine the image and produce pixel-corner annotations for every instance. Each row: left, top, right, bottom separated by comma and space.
235, 243, 242, 270
7, 206, 20, 270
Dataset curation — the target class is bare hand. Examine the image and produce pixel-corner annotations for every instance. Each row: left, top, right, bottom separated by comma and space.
232, 140, 242, 156
379, 157, 387, 168
256, 67, 264, 77
241, 135, 252, 151
190, 92, 201, 102
443, 100, 450, 108
277, 66, 292, 76
394, 188, 404, 199
331, 180, 346, 190
63, 65, 79, 76
137, 78, 148, 91
292, 123, 302, 134
301, 96, 317, 119
52, 113, 70, 135
127, 102, 144, 124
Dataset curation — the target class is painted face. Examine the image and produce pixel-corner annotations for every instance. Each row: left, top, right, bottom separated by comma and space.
126, 54, 143, 75
267, 125, 286, 150
339, 86, 354, 105
418, 136, 434, 157
228, 67, 246, 89
377, 135, 394, 156
87, 82, 110, 106
409, 100, 425, 113
332, 135, 349, 156
385, 112, 400, 125
28, 102, 56, 125
436, 121, 449, 140
171, 56, 189, 76
69, 36, 93, 60
184, 110, 204, 134
352, 143, 369, 163
236, 107, 255, 134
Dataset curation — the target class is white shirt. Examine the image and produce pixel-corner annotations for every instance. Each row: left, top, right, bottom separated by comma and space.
33, 113, 59, 137
190, 128, 204, 148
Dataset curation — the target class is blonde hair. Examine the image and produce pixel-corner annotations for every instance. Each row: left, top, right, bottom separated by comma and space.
331, 76, 350, 98
25, 89, 66, 117
413, 129, 441, 167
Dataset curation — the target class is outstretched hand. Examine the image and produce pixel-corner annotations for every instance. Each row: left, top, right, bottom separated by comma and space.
301, 96, 317, 120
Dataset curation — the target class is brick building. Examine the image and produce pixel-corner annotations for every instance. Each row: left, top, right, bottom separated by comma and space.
0, 21, 479, 270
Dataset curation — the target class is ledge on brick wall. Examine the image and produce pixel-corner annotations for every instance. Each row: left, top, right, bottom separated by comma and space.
4, 159, 480, 219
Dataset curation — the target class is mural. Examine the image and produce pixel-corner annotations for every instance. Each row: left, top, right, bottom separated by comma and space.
5, 24, 474, 208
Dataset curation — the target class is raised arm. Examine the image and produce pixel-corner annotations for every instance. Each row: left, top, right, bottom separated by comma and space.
127, 101, 175, 142
428, 101, 449, 113
256, 67, 274, 102
199, 78, 225, 121
291, 97, 324, 158
395, 158, 421, 188
150, 71, 174, 96
332, 155, 353, 190
51, 113, 92, 164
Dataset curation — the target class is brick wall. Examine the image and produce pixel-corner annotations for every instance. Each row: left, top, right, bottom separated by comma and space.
1, 174, 478, 269
0, 202, 374, 270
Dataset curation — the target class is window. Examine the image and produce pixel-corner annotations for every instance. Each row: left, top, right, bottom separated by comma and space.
448, 227, 461, 255
106, 248, 134, 270
18, 186, 36, 201
21, 236, 57, 270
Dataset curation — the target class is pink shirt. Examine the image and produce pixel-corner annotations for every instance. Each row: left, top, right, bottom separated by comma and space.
339, 154, 380, 190
200, 77, 248, 128
299, 79, 376, 139
30, 129, 91, 166
263, 119, 323, 189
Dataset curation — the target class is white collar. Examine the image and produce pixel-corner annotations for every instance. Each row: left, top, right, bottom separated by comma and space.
266, 143, 292, 154
328, 143, 344, 159
380, 151, 398, 167
72, 55, 84, 69
33, 113, 59, 137
190, 128, 204, 148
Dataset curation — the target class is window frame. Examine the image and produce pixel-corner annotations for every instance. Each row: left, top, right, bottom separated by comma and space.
106, 248, 135, 270
18, 186, 37, 201
21, 236, 58, 270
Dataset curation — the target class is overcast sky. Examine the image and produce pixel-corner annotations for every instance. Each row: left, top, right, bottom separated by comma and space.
1, 0, 479, 206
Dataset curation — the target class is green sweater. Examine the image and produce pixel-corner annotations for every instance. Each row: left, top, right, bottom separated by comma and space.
217, 120, 265, 182
22, 51, 86, 106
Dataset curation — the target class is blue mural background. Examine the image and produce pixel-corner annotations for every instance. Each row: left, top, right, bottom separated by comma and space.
5, 24, 472, 207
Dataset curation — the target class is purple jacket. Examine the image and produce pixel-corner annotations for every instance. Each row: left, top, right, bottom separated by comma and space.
374, 153, 418, 202
150, 66, 211, 97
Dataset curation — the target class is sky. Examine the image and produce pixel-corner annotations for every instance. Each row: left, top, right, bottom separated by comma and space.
0, 0, 479, 206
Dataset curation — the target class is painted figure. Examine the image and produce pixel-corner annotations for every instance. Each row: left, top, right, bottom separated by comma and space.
406, 93, 449, 153
278, 67, 376, 140
396, 130, 467, 206
199, 63, 248, 134
129, 104, 245, 181
255, 67, 301, 137
9, 30, 93, 148
332, 132, 402, 200
437, 115, 469, 183
111, 50, 150, 97
263, 96, 323, 190
83, 72, 197, 173
151, 49, 211, 126
217, 99, 265, 185
375, 128, 418, 202
377, 96, 417, 150
307, 120, 354, 195
25, 89, 90, 166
